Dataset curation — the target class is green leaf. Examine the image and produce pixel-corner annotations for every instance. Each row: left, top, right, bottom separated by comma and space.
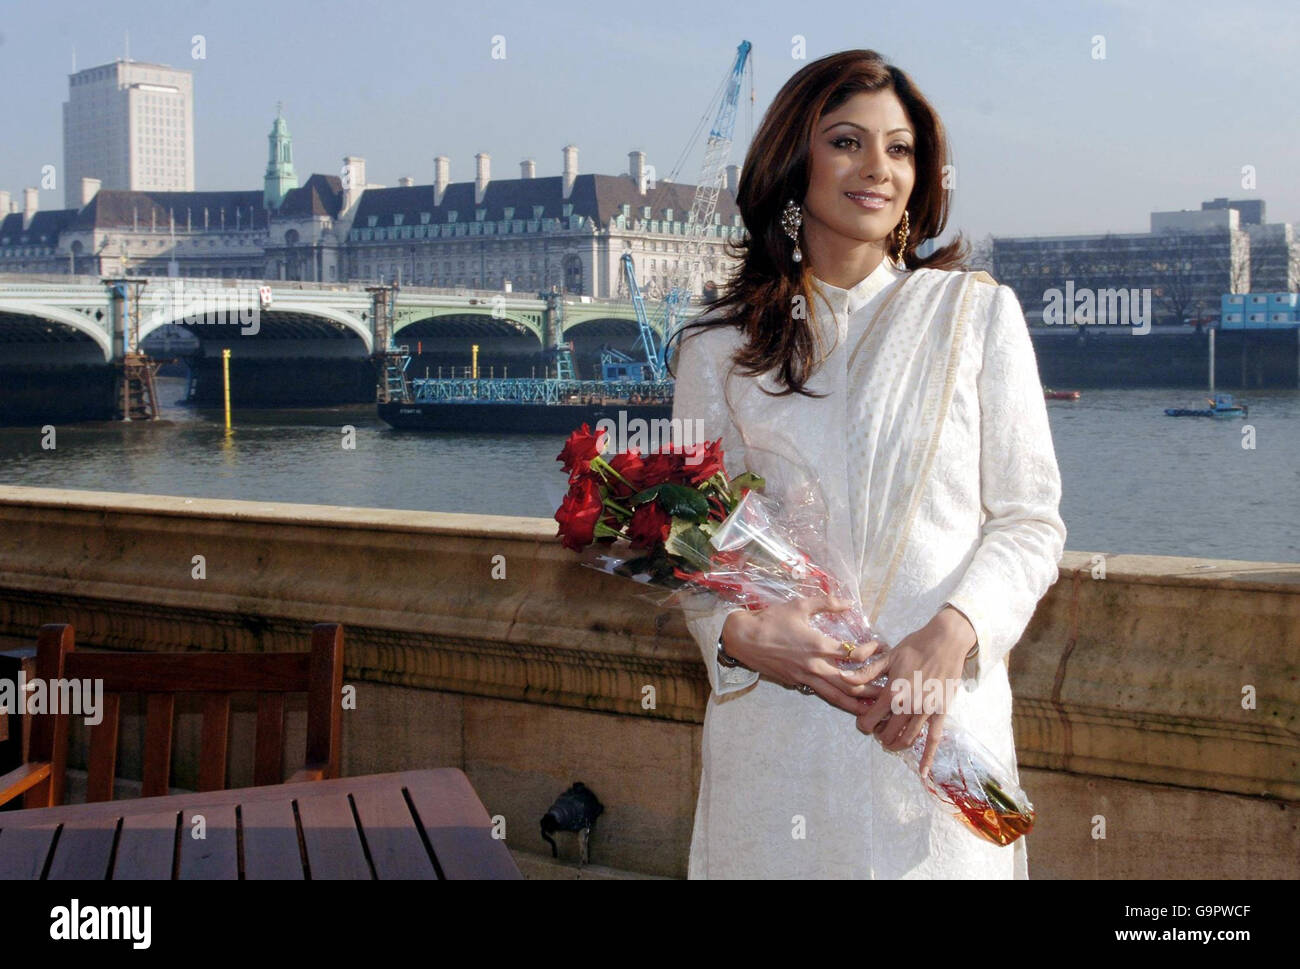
729, 471, 766, 493
627, 484, 662, 506
630, 482, 709, 521
663, 518, 715, 570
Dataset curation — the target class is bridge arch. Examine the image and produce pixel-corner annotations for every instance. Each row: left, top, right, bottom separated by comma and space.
0, 300, 114, 360
138, 299, 372, 352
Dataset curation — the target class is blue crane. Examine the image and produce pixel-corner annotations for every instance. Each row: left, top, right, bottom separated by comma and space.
613, 40, 753, 383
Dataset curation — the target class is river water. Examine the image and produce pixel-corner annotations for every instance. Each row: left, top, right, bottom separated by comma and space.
1, 377, 1297, 564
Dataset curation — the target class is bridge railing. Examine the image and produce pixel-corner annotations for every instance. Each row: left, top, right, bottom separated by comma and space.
0, 272, 643, 306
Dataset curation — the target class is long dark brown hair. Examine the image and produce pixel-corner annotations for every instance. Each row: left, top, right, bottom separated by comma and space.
665, 49, 970, 397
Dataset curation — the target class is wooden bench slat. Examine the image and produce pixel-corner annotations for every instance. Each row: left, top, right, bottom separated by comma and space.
239, 798, 305, 880
64, 653, 312, 693
178, 805, 238, 880
305, 624, 343, 780
0, 824, 58, 879
295, 792, 372, 880
141, 694, 175, 798
0, 762, 52, 807
403, 770, 519, 880
85, 693, 122, 803
112, 811, 178, 880
253, 694, 285, 787
198, 694, 230, 793
46, 815, 118, 879
349, 781, 438, 879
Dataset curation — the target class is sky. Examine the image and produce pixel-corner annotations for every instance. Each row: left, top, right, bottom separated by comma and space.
1, 0, 1296, 245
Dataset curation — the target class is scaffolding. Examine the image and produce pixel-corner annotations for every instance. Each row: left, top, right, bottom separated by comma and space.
406, 376, 673, 405
103, 278, 160, 421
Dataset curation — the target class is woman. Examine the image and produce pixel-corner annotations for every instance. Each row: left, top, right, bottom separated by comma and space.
666, 49, 1066, 879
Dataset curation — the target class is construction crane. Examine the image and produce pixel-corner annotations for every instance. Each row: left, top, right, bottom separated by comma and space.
606, 252, 666, 381
662, 40, 752, 339
616, 40, 753, 381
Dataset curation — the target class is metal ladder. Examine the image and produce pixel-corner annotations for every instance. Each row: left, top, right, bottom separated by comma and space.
382, 346, 411, 402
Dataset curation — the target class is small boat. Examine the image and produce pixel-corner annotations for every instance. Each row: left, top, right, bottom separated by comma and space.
1164, 393, 1249, 418
1044, 388, 1081, 400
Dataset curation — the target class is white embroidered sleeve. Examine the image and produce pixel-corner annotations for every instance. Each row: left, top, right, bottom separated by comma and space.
947, 284, 1067, 690
669, 322, 761, 697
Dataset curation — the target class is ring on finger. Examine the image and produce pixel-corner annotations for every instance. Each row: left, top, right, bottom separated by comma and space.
840, 640, 856, 659
796, 683, 815, 695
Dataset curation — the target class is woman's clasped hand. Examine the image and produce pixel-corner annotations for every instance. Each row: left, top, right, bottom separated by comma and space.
721, 597, 978, 779
719, 595, 886, 714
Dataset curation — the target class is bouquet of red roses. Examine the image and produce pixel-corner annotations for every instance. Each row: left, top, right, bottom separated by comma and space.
554, 422, 1036, 847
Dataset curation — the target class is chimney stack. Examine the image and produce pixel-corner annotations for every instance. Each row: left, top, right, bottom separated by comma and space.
81, 177, 102, 207
562, 145, 578, 200
475, 152, 490, 206
341, 156, 366, 218
724, 164, 741, 195
398, 176, 414, 187
22, 187, 38, 230
629, 150, 648, 195
434, 156, 450, 206
520, 158, 536, 179
0, 191, 9, 217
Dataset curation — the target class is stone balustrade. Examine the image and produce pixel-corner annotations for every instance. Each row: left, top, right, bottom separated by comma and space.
0, 485, 1295, 878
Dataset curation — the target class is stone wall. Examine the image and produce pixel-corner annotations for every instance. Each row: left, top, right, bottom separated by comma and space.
0, 485, 1295, 878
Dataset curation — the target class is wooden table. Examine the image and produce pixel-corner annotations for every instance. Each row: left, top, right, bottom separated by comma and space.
0, 768, 522, 879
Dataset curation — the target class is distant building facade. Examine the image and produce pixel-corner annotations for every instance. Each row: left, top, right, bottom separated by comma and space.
2, 115, 745, 298
993, 198, 1297, 326
62, 58, 195, 208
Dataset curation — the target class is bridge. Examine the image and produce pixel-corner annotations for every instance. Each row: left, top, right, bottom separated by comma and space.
0, 273, 653, 361
0, 273, 668, 422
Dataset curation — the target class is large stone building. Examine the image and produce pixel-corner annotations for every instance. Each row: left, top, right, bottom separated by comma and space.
344, 148, 745, 297
1, 109, 745, 300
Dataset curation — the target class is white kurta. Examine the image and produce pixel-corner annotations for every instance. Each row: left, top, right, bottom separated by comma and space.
670, 258, 1067, 879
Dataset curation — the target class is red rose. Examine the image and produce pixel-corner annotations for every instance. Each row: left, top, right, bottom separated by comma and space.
640, 450, 682, 485
554, 476, 604, 551
556, 423, 608, 479
626, 500, 673, 550
606, 446, 648, 499
679, 439, 724, 484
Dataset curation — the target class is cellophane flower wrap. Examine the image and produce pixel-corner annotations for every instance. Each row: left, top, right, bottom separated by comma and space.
553, 422, 1036, 847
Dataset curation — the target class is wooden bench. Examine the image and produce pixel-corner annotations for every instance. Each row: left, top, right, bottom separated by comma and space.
0, 622, 344, 810
0, 648, 37, 809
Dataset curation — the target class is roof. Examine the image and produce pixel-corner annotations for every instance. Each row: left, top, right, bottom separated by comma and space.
0, 209, 79, 245
350, 173, 741, 228
278, 174, 343, 218
71, 189, 270, 231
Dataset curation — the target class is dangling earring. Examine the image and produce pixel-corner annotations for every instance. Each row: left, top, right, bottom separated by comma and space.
780, 199, 803, 263
893, 209, 910, 266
